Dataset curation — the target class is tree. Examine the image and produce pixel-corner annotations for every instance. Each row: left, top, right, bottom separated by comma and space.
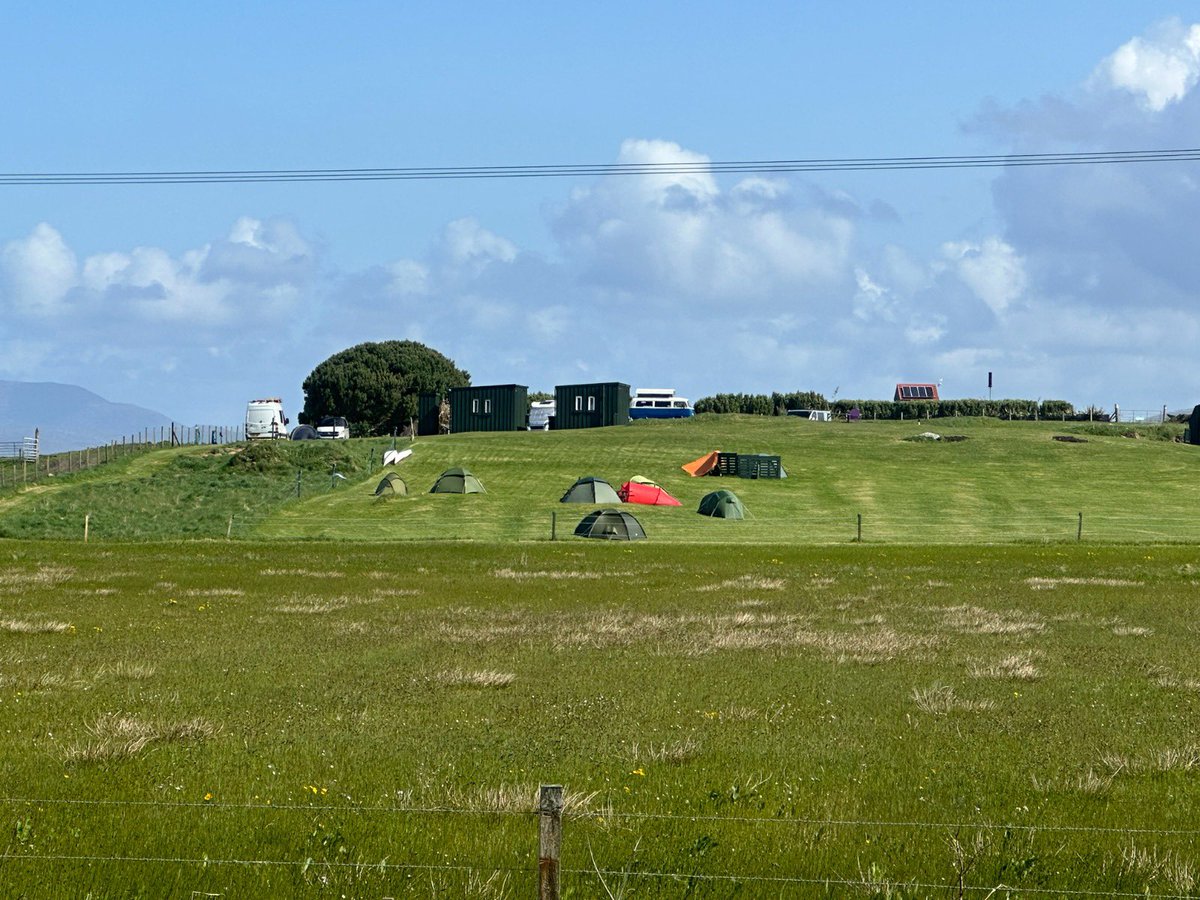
301, 341, 470, 436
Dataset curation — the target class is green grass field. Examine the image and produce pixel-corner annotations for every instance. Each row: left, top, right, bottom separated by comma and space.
2, 540, 1199, 896
2, 417, 1199, 896
0, 415, 1195, 544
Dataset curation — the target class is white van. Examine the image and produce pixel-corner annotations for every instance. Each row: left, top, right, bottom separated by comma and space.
527, 400, 555, 430
245, 399, 289, 439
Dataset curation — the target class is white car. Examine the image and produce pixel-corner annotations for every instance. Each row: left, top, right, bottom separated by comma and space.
316, 416, 350, 439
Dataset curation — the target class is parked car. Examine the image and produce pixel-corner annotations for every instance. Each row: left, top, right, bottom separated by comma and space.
316, 416, 350, 439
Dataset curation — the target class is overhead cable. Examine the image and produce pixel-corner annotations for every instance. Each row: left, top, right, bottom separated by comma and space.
1, 148, 1198, 185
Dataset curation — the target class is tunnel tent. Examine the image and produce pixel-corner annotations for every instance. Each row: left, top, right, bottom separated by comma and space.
374, 472, 408, 497
560, 476, 622, 504
697, 489, 746, 520
682, 451, 720, 477
574, 508, 647, 541
289, 424, 320, 440
618, 481, 681, 506
430, 467, 486, 494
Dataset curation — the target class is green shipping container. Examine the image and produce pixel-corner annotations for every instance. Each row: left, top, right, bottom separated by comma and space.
449, 384, 529, 433
553, 382, 631, 430
417, 393, 442, 436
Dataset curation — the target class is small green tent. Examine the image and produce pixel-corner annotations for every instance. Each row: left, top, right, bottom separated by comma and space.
561, 476, 622, 504
697, 489, 745, 520
430, 467, 486, 494
374, 472, 408, 497
574, 508, 646, 541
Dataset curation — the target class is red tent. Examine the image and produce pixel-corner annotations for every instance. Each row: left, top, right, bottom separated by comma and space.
618, 481, 682, 506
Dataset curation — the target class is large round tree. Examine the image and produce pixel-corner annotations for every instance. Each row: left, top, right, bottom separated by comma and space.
301, 340, 470, 435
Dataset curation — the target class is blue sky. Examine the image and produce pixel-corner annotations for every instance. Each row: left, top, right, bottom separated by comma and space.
4, 3, 1200, 426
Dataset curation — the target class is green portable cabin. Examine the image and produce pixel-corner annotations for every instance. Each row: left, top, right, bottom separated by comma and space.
449, 384, 528, 434
553, 382, 631, 430
417, 393, 443, 436
698, 489, 745, 519
1190, 405, 1200, 445
561, 476, 622, 504
430, 467, 486, 494
574, 508, 646, 541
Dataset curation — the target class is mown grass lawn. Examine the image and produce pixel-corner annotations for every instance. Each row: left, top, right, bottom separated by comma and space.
3, 539, 1199, 897
1, 415, 1197, 545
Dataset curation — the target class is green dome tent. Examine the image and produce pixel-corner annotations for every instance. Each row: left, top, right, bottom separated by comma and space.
374, 472, 408, 497
430, 467, 486, 494
574, 508, 646, 541
697, 489, 745, 520
560, 476, 622, 504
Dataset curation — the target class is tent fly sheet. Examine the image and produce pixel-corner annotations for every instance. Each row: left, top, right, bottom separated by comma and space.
561, 476, 622, 504
574, 509, 647, 541
618, 481, 681, 506
430, 467, 486, 494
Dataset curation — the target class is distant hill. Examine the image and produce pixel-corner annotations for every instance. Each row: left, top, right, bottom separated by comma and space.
0, 381, 175, 454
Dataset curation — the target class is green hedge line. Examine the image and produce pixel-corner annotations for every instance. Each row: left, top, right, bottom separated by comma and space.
694, 393, 1087, 421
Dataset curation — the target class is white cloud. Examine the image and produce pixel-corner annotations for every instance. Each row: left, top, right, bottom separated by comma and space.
1, 223, 78, 316
1095, 19, 1200, 111
438, 218, 517, 270
852, 268, 897, 322
553, 138, 853, 304
941, 238, 1026, 316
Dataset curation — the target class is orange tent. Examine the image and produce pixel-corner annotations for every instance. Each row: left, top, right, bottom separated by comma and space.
682, 451, 720, 477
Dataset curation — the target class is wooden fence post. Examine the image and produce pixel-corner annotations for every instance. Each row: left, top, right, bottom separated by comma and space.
551, 512, 557, 541
1077, 512, 1083, 542
84, 514, 90, 543
856, 513, 862, 543
538, 784, 563, 900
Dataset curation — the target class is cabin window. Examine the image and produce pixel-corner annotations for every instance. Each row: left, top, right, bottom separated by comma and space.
484, 399, 492, 414
471, 399, 479, 413
587, 396, 596, 411
574, 395, 583, 411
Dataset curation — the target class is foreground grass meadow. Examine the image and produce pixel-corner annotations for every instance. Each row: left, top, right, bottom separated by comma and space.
3, 539, 1200, 897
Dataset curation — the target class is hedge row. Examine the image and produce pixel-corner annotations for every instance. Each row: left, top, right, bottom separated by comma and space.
694, 393, 1091, 421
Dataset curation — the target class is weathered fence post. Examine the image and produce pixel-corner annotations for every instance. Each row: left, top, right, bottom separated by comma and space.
551, 512, 557, 541
856, 513, 862, 543
538, 784, 563, 900
84, 513, 90, 543
1077, 512, 1083, 542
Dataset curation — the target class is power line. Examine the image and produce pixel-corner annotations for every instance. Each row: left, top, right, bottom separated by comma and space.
1, 148, 1197, 185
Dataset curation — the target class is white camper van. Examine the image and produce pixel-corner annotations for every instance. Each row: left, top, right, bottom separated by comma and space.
245, 399, 289, 439
527, 400, 555, 431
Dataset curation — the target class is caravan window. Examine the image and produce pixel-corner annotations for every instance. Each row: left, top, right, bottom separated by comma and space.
654, 400, 670, 408
635, 400, 652, 407
673, 400, 687, 408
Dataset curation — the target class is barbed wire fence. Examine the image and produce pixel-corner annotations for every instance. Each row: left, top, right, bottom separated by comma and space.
2, 787, 1199, 898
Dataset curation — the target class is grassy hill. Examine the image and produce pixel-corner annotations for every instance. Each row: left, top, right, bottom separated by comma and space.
0, 415, 1195, 543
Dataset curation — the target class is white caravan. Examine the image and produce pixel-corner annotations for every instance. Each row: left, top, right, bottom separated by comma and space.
245, 398, 289, 440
